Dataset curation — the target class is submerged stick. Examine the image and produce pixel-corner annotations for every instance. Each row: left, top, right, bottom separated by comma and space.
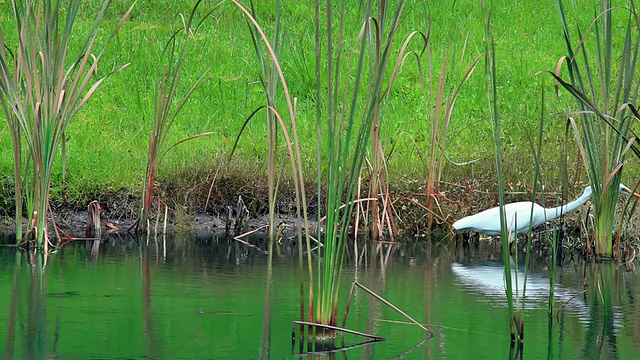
352, 281, 434, 336
292, 338, 383, 356
555, 289, 588, 317
292, 320, 386, 341
341, 282, 357, 328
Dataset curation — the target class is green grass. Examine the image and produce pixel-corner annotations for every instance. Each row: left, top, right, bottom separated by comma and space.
0, 0, 637, 221
553, 0, 640, 258
0, 0, 135, 245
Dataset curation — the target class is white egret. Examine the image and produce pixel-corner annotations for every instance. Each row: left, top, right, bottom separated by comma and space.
452, 184, 640, 236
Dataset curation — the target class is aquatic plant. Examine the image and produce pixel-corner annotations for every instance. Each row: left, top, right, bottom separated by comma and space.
227, 0, 312, 341
313, 0, 408, 333
244, 0, 283, 242
136, 0, 219, 233
483, 0, 526, 342
363, 5, 480, 238
239, 0, 414, 341
552, 0, 640, 258
363, 3, 405, 242
417, 25, 481, 231
0, 0, 136, 247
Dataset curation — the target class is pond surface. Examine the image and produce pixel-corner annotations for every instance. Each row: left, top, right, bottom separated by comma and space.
1, 233, 639, 359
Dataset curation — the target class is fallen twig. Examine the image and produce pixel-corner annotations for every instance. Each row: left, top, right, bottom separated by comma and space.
555, 289, 588, 317
343, 281, 435, 336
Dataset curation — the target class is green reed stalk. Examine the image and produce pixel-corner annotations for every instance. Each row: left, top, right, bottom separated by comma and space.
137, 0, 217, 233
246, 0, 283, 242
549, 107, 577, 315
259, 226, 274, 359
0, 0, 135, 247
365, 1, 397, 241
483, 0, 519, 342
365, 4, 449, 240
553, 0, 640, 258
548, 230, 558, 315
315, 0, 406, 331
514, 83, 548, 340
367, 13, 384, 241
229, 0, 312, 338
5, 114, 22, 243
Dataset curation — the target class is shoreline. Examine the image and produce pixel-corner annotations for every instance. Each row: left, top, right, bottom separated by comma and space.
0, 181, 598, 243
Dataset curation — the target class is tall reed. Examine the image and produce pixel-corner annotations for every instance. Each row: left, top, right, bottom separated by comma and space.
367, 12, 480, 237
136, 0, 217, 233
552, 0, 640, 258
228, 0, 312, 340
364, 2, 396, 241
418, 35, 480, 230
0, 0, 135, 247
245, 0, 283, 242
314, 0, 406, 332
483, 0, 523, 342
236, 0, 412, 341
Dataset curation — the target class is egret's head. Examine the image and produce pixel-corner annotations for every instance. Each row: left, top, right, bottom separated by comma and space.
618, 183, 640, 199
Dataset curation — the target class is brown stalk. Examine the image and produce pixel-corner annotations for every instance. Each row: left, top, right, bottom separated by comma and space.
342, 281, 434, 336
364, 13, 425, 241
230, 0, 312, 334
86, 200, 102, 237
623, 244, 636, 264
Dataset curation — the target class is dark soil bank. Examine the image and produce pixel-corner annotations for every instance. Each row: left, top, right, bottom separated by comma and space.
0, 176, 591, 243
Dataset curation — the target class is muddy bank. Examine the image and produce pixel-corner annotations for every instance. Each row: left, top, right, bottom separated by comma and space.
0, 178, 592, 243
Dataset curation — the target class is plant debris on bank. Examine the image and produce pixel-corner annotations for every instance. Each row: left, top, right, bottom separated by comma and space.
0, 173, 599, 243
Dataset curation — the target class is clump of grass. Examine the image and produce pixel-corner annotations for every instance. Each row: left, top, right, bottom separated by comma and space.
245, 0, 284, 242
314, 0, 408, 333
135, 0, 219, 234
418, 30, 480, 230
227, 0, 311, 340
236, 0, 413, 343
552, 0, 640, 258
0, 0, 136, 247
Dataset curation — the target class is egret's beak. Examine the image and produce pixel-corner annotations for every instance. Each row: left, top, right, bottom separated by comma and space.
620, 184, 640, 199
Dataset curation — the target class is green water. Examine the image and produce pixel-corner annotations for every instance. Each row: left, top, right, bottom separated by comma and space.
1, 234, 639, 359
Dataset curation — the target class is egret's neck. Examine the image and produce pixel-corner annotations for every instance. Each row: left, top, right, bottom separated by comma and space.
543, 191, 591, 221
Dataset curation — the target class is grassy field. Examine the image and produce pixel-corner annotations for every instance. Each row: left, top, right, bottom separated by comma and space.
0, 0, 637, 225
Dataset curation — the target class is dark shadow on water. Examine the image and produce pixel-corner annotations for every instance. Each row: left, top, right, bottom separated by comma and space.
4, 251, 21, 360
509, 341, 524, 360
140, 240, 164, 359
292, 337, 386, 357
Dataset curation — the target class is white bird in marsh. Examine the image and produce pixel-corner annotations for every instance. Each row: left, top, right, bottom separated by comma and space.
452, 184, 640, 236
